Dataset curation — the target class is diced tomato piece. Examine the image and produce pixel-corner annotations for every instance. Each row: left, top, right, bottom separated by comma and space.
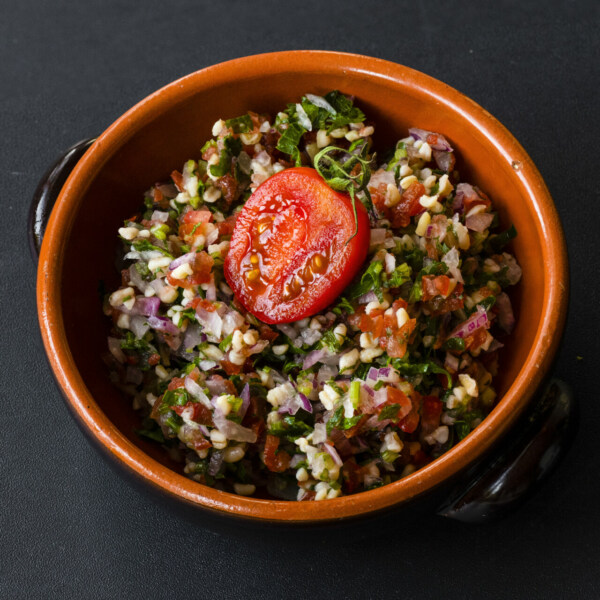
385, 335, 407, 359
372, 315, 385, 339
412, 450, 432, 466
187, 367, 200, 381
380, 318, 416, 359
264, 434, 291, 473
167, 252, 214, 289
167, 377, 186, 391
221, 359, 243, 375
390, 182, 426, 228
391, 298, 408, 312
464, 327, 489, 352
193, 438, 212, 452
421, 396, 443, 434
190, 297, 217, 312
341, 458, 361, 494
218, 213, 239, 237
463, 188, 491, 213
430, 282, 464, 316
398, 410, 420, 433
347, 306, 366, 330
343, 414, 370, 438
153, 187, 164, 204
381, 387, 412, 420
217, 174, 238, 205
181, 210, 213, 225
359, 313, 374, 333
179, 211, 212, 240
171, 170, 185, 192
259, 324, 279, 342
422, 275, 451, 301
173, 401, 214, 426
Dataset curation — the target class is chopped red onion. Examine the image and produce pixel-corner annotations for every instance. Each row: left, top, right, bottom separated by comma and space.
312, 423, 327, 444
206, 375, 231, 396
205, 279, 217, 301
156, 183, 178, 199
221, 310, 245, 336
125, 366, 143, 385
488, 339, 505, 352
149, 278, 167, 294
299, 393, 312, 413
208, 450, 224, 476
369, 169, 395, 189
303, 349, 328, 370
253, 150, 271, 167
182, 324, 203, 352
168, 252, 195, 271
323, 442, 343, 467
295, 102, 312, 130
151, 210, 169, 223
135, 296, 160, 316
206, 226, 219, 246
183, 375, 212, 410
384, 252, 396, 274
128, 264, 148, 293
433, 149, 455, 172
247, 340, 270, 356
213, 411, 257, 443
495, 292, 516, 333
373, 387, 388, 406
369, 228, 387, 246
357, 290, 378, 304
129, 315, 150, 339
444, 352, 459, 372
196, 308, 223, 339
317, 364, 338, 383
366, 367, 380, 383
147, 316, 180, 335
305, 93, 336, 114
441, 247, 463, 283
290, 453, 306, 468
448, 306, 489, 339
466, 212, 494, 232
408, 128, 453, 152
108, 337, 126, 363
276, 323, 297, 339
239, 383, 250, 419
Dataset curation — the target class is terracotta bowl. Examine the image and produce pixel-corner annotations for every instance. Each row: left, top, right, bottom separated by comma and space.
36, 51, 569, 524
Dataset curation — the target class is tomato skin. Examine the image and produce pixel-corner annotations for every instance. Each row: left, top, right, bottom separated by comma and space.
264, 434, 291, 472
224, 167, 370, 324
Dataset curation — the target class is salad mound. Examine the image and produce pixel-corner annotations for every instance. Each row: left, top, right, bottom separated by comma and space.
104, 91, 521, 501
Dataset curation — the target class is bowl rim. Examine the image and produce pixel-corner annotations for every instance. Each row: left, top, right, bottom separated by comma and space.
37, 50, 569, 522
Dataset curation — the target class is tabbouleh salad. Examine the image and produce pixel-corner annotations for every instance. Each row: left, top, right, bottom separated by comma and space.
104, 91, 522, 501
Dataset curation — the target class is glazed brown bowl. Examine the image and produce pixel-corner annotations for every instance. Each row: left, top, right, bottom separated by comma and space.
36, 51, 569, 524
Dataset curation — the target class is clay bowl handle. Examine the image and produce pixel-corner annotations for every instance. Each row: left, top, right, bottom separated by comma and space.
28, 138, 95, 262
438, 378, 576, 523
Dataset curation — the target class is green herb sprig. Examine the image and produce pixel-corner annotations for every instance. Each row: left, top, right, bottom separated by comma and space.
313, 141, 374, 243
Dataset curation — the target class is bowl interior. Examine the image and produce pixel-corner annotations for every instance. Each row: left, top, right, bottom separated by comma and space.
47, 53, 560, 517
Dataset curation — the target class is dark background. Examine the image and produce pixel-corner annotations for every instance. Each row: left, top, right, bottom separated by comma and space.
2, 0, 598, 598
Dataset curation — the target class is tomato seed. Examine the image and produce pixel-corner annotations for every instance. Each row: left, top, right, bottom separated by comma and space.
246, 269, 260, 282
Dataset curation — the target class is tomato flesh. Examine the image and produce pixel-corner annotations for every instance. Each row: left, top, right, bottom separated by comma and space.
224, 167, 369, 324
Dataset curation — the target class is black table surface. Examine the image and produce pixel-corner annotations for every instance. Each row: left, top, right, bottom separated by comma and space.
2, 1, 598, 598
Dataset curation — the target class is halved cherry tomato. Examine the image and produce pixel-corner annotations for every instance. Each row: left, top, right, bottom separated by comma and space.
224, 167, 369, 323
